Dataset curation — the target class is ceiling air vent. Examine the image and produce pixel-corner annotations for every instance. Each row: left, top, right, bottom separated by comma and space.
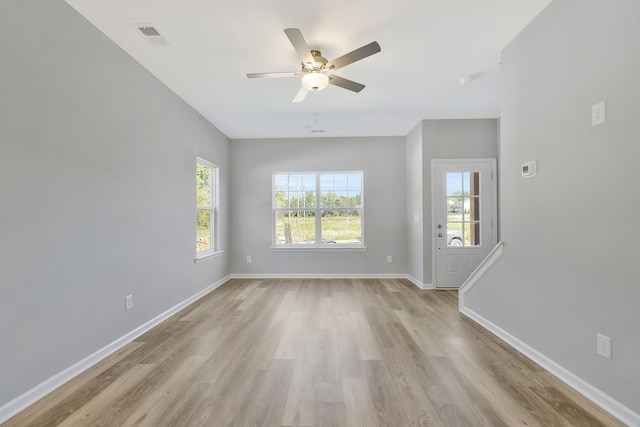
134, 24, 169, 46
139, 26, 160, 37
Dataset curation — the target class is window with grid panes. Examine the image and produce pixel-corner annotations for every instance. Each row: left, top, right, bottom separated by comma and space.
273, 172, 363, 247
196, 158, 218, 257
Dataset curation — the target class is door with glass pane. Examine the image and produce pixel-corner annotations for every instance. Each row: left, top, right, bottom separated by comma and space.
433, 159, 496, 288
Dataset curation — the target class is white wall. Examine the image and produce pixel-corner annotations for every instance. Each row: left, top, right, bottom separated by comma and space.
0, 0, 230, 409
465, 0, 640, 418
229, 137, 407, 275
421, 119, 499, 284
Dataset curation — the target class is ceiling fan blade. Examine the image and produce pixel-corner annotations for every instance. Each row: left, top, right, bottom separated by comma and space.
247, 71, 301, 79
326, 41, 381, 71
284, 28, 315, 67
328, 75, 365, 93
292, 86, 308, 103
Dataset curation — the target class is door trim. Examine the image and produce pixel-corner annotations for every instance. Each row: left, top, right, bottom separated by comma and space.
431, 158, 497, 288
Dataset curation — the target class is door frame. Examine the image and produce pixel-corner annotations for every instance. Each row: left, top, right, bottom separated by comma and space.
431, 158, 497, 288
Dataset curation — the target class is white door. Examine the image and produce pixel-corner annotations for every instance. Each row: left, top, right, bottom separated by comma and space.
433, 159, 496, 288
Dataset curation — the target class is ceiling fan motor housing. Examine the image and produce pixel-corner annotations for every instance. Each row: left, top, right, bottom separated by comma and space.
304, 50, 328, 71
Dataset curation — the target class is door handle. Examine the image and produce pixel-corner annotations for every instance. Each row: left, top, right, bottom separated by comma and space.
437, 233, 443, 237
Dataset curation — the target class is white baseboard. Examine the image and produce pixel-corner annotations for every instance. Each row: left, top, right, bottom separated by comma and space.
460, 306, 640, 427
230, 273, 435, 290
457, 241, 639, 426
230, 273, 408, 280
0, 275, 231, 424
405, 274, 434, 290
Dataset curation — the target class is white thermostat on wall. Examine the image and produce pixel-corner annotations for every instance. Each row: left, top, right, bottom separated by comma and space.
522, 161, 536, 178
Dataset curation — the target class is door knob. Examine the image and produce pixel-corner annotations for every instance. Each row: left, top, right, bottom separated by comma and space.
437, 233, 442, 237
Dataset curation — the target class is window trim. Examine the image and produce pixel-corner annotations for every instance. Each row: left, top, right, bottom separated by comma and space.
196, 157, 219, 260
272, 171, 365, 249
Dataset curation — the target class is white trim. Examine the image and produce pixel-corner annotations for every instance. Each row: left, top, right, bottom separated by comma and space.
406, 274, 435, 290
230, 273, 407, 280
228, 273, 434, 289
0, 275, 231, 424
459, 306, 640, 427
194, 250, 224, 263
270, 246, 367, 251
458, 241, 503, 310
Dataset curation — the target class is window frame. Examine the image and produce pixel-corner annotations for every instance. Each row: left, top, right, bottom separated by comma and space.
272, 171, 365, 249
196, 157, 219, 260
445, 171, 481, 247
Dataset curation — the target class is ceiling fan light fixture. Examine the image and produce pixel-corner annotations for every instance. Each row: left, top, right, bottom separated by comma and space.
302, 72, 329, 91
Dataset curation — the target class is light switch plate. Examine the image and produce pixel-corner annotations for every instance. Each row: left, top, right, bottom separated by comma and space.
125, 295, 133, 311
592, 101, 606, 126
596, 333, 612, 360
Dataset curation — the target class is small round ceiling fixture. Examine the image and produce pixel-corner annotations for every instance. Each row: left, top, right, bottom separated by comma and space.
460, 75, 473, 85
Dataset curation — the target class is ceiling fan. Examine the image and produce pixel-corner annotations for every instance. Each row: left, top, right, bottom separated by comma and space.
247, 28, 381, 103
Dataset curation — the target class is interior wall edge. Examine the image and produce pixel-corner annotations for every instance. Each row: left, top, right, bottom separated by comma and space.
458, 241, 504, 310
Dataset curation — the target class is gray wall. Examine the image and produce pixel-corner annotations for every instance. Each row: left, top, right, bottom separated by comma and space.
421, 119, 499, 284
465, 0, 640, 415
13, 0, 635, 419
0, 0, 230, 408
229, 137, 407, 275
405, 123, 424, 283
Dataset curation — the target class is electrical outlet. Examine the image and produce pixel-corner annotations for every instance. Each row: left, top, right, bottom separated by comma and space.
125, 295, 133, 311
596, 333, 611, 360
246, 256, 252, 263
387, 255, 392, 263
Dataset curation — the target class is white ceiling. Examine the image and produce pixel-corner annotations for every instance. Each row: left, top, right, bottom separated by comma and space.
65, 0, 552, 139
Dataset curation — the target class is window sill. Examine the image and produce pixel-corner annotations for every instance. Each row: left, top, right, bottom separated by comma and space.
194, 250, 224, 263
270, 246, 367, 252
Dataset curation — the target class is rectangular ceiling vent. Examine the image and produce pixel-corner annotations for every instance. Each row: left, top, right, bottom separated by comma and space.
139, 26, 160, 37
134, 24, 170, 46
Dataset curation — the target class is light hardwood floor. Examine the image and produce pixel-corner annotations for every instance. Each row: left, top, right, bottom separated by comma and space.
3, 278, 623, 426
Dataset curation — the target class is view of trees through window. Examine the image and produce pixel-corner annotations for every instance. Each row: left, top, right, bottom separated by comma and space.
197, 159, 217, 255
446, 171, 480, 246
274, 172, 363, 246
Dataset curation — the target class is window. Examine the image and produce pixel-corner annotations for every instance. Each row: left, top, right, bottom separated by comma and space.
446, 171, 480, 246
196, 158, 218, 257
273, 171, 363, 247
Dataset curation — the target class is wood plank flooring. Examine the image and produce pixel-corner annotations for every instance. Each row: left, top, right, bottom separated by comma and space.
3, 278, 624, 426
